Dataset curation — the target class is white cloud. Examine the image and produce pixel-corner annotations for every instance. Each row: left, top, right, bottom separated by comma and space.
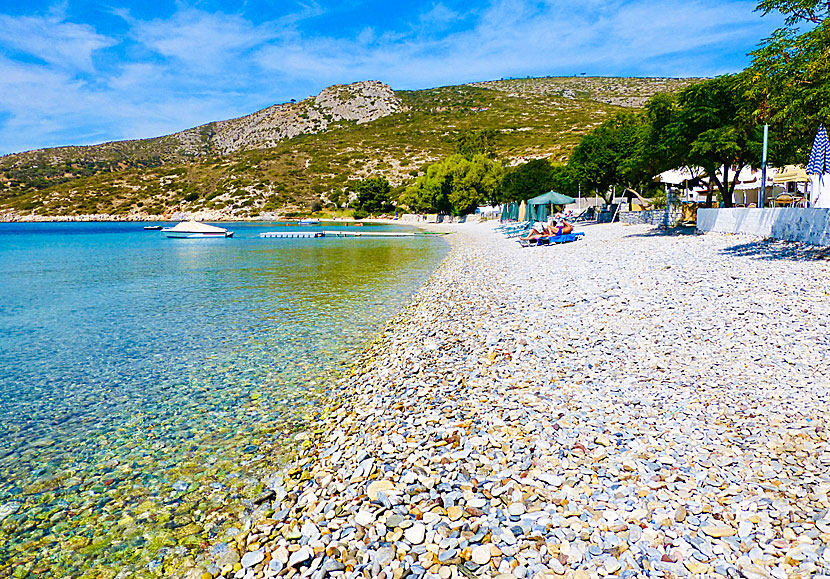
0, 0, 785, 154
125, 8, 274, 73
0, 13, 114, 72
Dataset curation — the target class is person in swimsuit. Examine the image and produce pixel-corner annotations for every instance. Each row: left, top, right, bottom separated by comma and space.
519, 221, 547, 241
544, 218, 573, 236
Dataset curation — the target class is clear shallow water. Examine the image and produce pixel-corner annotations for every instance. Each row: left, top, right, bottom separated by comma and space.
0, 221, 447, 577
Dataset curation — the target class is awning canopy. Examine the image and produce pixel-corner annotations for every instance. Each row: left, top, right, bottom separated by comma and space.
772, 165, 809, 183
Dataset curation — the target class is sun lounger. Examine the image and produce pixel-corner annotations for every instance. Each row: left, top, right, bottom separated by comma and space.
517, 231, 585, 247
500, 222, 532, 237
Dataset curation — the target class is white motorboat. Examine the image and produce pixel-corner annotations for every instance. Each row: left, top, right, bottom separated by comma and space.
161, 220, 233, 238
298, 218, 321, 225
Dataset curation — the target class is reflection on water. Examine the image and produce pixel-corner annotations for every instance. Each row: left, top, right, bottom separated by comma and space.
0, 222, 447, 577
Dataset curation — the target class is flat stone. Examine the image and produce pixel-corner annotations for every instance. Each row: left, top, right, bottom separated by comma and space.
354, 510, 375, 527
241, 549, 264, 569
288, 546, 313, 568
603, 558, 621, 574
373, 546, 395, 566
508, 503, 526, 516
685, 560, 709, 574
386, 514, 404, 528
701, 525, 736, 538
447, 506, 463, 521
301, 522, 320, 540
405, 522, 426, 545
367, 479, 396, 501
471, 545, 491, 565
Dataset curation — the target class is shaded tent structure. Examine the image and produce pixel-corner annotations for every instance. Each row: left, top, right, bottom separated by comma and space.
525, 191, 576, 222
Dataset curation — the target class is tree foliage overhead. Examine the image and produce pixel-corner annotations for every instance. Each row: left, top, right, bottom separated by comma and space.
749, 0, 830, 161
756, 0, 830, 24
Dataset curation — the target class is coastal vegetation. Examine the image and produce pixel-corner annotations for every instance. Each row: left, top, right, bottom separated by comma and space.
0, 77, 695, 219
550, 0, 830, 208
1, 1, 824, 218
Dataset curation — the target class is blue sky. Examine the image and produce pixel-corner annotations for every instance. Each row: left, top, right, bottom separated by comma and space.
0, 0, 784, 155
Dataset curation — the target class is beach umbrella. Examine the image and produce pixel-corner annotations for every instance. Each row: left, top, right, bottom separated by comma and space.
807, 126, 830, 208
807, 125, 828, 175
518, 201, 527, 221
500, 204, 508, 221
527, 191, 576, 206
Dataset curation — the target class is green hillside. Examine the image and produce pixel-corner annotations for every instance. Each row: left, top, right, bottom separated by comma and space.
0, 77, 695, 219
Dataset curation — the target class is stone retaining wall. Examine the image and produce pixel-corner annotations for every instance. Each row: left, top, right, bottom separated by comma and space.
620, 208, 682, 226
697, 208, 830, 246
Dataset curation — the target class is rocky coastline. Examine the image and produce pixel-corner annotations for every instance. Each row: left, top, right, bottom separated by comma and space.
185, 222, 830, 579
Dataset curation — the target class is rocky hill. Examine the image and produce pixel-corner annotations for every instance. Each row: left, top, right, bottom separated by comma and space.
0, 76, 698, 220
173, 81, 405, 156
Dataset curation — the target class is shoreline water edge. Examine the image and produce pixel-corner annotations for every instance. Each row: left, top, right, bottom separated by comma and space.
184, 222, 830, 579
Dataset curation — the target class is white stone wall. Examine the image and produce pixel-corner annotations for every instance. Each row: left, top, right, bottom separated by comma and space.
697, 208, 830, 246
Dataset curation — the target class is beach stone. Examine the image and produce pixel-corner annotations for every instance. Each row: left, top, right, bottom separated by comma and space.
508, 503, 526, 516
685, 560, 709, 574
373, 546, 395, 566
368, 480, 396, 501
241, 550, 264, 569
603, 558, 621, 574
386, 514, 404, 528
354, 510, 375, 527
472, 545, 491, 565
701, 525, 736, 538
301, 522, 320, 541
447, 506, 463, 521
405, 522, 426, 545
288, 546, 313, 568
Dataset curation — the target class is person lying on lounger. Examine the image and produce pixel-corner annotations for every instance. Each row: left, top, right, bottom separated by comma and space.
519, 219, 573, 241
518, 221, 548, 241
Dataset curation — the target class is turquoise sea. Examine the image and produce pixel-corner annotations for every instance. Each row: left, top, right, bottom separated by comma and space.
0, 221, 448, 578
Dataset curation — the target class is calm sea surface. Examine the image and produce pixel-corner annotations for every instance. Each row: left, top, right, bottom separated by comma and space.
0, 221, 447, 577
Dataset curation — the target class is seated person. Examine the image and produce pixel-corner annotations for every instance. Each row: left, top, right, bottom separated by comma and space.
545, 218, 573, 236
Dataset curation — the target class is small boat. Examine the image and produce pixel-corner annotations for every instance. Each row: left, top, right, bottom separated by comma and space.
143, 225, 163, 230
161, 220, 233, 238
298, 218, 320, 226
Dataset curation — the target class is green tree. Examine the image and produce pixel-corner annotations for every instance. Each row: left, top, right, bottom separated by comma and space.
400, 154, 503, 215
673, 74, 762, 207
500, 159, 578, 202
455, 129, 499, 159
748, 1, 830, 162
637, 93, 684, 181
568, 112, 646, 203
501, 159, 555, 201
354, 177, 393, 214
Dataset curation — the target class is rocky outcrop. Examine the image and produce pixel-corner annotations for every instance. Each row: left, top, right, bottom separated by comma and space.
174, 81, 404, 155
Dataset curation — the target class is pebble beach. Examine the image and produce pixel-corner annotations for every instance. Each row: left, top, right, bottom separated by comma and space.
193, 222, 830, 579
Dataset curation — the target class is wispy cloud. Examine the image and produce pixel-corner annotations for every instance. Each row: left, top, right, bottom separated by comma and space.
0, 13, 114, 71
0, 0, 783, 155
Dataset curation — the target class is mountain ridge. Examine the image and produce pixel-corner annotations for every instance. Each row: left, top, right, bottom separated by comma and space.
0, 76, 698, 220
